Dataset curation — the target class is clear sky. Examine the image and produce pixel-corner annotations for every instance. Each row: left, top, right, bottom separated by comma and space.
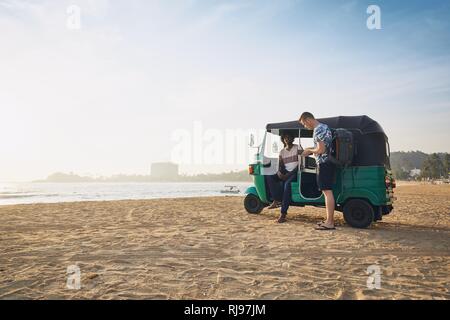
1, 0, 449, 181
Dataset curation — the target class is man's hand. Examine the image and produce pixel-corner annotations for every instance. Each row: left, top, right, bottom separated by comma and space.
277, 171, 287, 181
302, 149, 313, 157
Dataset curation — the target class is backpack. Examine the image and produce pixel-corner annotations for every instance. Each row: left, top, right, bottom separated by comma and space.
328, 128, 354, 167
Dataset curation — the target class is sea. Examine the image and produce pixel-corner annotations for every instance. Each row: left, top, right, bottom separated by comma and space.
0, 182, 252, 206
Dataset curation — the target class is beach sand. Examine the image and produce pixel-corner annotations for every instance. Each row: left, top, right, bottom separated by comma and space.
0, 184, 449, 300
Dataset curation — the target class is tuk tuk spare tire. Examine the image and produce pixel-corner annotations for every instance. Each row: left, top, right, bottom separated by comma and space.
244, 194, 264, 214
343, 199, 374, 228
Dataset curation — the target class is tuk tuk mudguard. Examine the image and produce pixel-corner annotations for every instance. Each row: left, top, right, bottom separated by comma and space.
336, 189, 380, 207
246, 174, 270, 204
245, 186, 258, 197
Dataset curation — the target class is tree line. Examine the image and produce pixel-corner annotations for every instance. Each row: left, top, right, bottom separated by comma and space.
390, 151, 449, 180
420, 153, 450, 180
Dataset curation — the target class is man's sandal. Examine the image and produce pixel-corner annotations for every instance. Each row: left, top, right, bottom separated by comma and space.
314, 224, 336, 230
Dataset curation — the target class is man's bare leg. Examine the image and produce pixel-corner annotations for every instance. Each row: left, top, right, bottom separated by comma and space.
322, 190, 335, 227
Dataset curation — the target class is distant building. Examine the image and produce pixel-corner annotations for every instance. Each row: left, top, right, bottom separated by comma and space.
151, 162, 179, 180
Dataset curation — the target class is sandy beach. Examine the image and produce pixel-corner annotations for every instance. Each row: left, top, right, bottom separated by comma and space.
0, 184, 449, 300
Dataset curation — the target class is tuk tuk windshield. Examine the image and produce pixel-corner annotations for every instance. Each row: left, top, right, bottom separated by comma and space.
262, 130, 284, 159
257, 130, 284, 175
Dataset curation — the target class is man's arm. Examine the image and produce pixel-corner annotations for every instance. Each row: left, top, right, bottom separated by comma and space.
303, 141, 325, 156
278, 155, 287, 173
277, 155, 290, 179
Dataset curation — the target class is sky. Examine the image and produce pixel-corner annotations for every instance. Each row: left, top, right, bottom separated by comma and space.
0, 0, 449, 181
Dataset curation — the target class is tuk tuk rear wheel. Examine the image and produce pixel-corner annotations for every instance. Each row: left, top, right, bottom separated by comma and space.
244, 194, 264, 214
343, 199, 374, 229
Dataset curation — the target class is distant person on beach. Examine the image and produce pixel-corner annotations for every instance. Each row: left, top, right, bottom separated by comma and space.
266, 132, 304, 223
299, 112, 336, 230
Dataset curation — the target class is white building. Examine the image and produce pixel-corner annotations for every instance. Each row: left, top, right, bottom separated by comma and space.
409, 168, 421, 178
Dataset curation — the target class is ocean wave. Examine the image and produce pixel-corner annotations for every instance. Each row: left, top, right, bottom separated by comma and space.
0, 193, 59, 199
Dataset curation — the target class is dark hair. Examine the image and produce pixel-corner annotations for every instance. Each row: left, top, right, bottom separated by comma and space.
281, 133, 294, 148
299, 112, 315, 122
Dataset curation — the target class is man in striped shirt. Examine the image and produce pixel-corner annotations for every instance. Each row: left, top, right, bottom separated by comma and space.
266, 132, 303, 223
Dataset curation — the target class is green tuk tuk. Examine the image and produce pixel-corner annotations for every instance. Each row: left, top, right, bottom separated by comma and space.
244, 115, 396, 228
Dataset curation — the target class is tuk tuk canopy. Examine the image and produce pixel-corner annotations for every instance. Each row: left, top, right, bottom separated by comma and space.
266, 115, 390, 167
266, 115, 385, 137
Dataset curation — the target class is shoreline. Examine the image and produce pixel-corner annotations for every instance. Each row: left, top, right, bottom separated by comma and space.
0, 194, 244, 208
0, 181, 252, 206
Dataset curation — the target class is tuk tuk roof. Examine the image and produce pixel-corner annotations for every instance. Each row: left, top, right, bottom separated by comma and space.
266, 115, 385, 136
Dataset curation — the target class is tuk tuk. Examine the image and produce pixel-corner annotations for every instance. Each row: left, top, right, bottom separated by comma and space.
244, 115, 396, 228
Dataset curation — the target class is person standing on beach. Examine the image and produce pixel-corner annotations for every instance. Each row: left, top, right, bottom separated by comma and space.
299, 112, 336, 230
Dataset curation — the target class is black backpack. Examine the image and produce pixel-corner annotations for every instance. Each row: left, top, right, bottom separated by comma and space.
328, 128, 354, 167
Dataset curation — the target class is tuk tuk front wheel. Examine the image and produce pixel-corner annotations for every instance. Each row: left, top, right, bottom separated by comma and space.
244, 194, 264, 214
343, 199, 374, 229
